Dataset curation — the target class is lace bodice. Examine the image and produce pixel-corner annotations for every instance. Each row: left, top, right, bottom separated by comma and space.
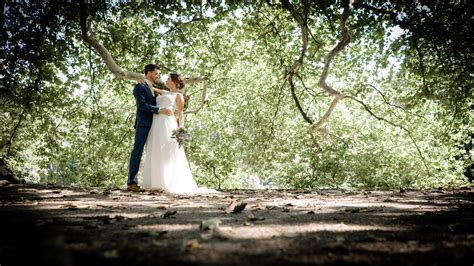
156, 92, 177, 110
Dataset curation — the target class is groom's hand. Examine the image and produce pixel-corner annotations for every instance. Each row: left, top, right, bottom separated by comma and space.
159, 108, 173, 116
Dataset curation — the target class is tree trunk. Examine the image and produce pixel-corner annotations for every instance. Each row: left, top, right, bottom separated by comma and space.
0, 159, 24, 184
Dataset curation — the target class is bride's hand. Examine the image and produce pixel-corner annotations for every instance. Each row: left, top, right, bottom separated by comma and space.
138, 79, 146, 85
159, 107, 173, 116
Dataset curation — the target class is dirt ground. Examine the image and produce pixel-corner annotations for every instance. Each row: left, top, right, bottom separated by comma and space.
0, 181, 473, 265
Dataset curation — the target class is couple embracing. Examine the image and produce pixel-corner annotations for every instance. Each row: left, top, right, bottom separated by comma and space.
127, 64, 215, 194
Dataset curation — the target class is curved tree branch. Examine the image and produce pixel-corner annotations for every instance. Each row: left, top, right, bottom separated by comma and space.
282, 0, 349, 136
79, 2, 209, 114
281, 0, 310, 77
318, 0, 351, 97
280, 1, 430, 173
281, 0, 317, 130
310, 95, 342, 132
79, 2, 143, 81
309, 0, 352, 134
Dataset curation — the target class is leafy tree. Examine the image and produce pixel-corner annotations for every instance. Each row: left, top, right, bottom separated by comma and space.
1, 1, 471, 188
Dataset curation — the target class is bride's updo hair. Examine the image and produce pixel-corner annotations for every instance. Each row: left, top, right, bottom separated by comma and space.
170, 73, 185, 90
170, 73, 189, 109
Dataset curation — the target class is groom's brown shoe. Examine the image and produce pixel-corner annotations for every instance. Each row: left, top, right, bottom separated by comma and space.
127, 184, 145, 192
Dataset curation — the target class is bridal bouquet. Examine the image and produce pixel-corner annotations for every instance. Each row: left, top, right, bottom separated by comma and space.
171, 128, 192, 148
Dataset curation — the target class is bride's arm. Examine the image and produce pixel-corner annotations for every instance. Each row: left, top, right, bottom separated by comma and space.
176, 93, 185, 128
137, 79, 166, 95
153, 88, 167, 95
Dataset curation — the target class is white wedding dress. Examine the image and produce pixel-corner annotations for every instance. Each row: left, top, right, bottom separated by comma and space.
142, 91, 217, 194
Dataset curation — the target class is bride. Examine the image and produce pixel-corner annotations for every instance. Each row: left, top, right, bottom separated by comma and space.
142, 73, 216, 194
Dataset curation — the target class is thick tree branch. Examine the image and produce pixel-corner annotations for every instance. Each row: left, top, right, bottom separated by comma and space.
282, 1, 430, 174
79, 2, 143, 81
281, 0, 318, 129
281, 0, 349, 136
318, 0, 351, 97
281, 0, 310, 77
79, 2, 209, 114
310, 96, 342, 132
309, 0, 351, 134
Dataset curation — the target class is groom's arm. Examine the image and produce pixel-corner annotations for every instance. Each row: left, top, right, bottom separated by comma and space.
134, 84, 160, 114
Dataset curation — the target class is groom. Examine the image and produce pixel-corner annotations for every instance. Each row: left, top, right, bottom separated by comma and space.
127, 64, 173, 192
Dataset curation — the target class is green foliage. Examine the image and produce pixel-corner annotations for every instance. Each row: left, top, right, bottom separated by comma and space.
1, 1, 471, 189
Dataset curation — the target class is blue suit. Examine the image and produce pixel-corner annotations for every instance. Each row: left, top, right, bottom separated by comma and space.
128, 83, 160, 185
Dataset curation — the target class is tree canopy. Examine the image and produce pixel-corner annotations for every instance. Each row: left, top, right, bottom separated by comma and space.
1, 1, 472, 189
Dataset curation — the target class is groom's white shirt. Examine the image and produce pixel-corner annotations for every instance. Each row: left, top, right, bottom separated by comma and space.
144, 79, 156, 98
144, 79, 152, 88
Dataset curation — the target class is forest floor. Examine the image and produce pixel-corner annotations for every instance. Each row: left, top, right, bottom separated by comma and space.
0, 181, 473, 265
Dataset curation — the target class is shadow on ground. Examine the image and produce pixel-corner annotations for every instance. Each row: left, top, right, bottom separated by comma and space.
0, 183, 473, 265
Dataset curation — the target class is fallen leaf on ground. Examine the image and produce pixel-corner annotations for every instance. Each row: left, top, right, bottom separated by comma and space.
185, 239, 201, 250
163, 210, 177, 218
62, 203, 78, 210
199, 218, 221, 231
225, 200, 247, 213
